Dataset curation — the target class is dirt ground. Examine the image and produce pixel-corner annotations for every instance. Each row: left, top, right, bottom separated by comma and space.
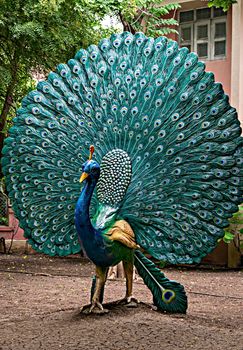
0, 254, 242, 350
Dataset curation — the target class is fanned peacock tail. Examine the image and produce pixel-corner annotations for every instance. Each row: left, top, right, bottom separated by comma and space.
134, 250, 187, 313
2, 31, 243, 264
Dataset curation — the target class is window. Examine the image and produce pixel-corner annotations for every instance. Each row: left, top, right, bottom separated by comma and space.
179, 7, 227, 60
0, 192, 8, 226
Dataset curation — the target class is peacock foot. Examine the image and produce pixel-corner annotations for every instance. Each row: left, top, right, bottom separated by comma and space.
80, 301, 109, 315
116, 296, 139, 308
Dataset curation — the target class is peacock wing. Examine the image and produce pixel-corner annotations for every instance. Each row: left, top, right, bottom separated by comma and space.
2, 32, 243, 260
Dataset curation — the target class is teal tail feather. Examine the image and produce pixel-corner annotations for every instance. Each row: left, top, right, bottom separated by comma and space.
134, 250, 188, 313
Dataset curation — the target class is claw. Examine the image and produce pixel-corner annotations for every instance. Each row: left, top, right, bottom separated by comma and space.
81, 301, 109, 315
116, 296, 139, 308
126, 296, 139, 308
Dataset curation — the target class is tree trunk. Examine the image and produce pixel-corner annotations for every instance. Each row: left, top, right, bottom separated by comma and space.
0, 51, 18, 178
0, 61, 18, 178
119, 12, 136, 34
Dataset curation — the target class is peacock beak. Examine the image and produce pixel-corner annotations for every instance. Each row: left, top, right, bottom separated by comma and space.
80, 172, 89, 183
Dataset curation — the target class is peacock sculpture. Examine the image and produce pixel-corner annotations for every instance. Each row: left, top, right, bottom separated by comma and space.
2, 32, 243, 314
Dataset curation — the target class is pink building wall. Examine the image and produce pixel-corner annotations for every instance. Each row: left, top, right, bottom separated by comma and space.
0, 206, 25, 241
205, 9, 232, 97
168, 7, 232, 98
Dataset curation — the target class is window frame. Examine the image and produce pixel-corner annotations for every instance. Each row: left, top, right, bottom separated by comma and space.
178, 7, 227, 61
212, 17, 227, 59
179, 23, 193, 51
195, 19, 211, 59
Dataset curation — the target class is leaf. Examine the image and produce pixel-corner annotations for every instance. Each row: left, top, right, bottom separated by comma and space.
223, 231, 235, 243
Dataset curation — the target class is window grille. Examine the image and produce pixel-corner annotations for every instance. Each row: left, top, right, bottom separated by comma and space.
179, 7, 227, 60
0, 192, 8, 226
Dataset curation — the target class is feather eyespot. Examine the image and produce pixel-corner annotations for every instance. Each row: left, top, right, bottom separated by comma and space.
140, 79, 146, 87
120, 62, 126, 70
121, 107, 128, 115
99, 68, 105, 75
151, 65, 158, 73
174, 57, 181, 65
166, 148, 174, 155
73, 83, 79, 90
68, 97, 75, 105
177, 122, 185, 129
154, 119, 161, 127
211, 107, 218, 115
125, 37, 132, 45
193, 112, 201, 119
81, 57, 87, 64
131, 107, 138, 115
171, 113, 179, 121
90, 53, 97, 60
206, 94, 213, 102
113, 39, 120, 47
126, 75, 132, 83
193, 97, 200, 105
177, 133, 184, 141
159, 130, 166, 138
32, 107, 39, 115
155, 43, 162, 50
202, 121, 210, 128
73, 65, 80, 73
42, 85, 50, 93
144, 91, 151, 99
34, 95, 42, 103
184, 60, 192, 68
144, 48, 151, 55
180, 93, 188, 101
190, 72, 198, 80
168, 86, 176, 94
60, 69, 67, 77
199, 83, 206, 90
155, 99, 162, 107
166, 48, 173, 56
130, 90, 136, 98
108, 57, 114, 65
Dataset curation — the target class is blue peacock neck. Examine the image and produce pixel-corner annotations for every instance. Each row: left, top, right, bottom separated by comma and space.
75, 177, 97, 242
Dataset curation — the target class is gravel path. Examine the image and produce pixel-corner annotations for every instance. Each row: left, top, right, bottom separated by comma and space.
0, 254, 242, 350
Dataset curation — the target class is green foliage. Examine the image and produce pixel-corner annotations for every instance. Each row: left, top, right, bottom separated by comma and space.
222, 204, 243, 252
0, 216, 8, 226
208, 0, 237, 11
0, 0, 116, 138
0, 0, 179, 144
124, 0, 180, 36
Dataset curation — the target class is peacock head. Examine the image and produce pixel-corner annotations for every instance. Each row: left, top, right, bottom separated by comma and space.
80, 145, 100, 183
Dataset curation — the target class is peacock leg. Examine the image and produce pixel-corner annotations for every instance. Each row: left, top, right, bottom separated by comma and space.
122, 260, 138, 308
81, 266, 109, 314
90, 266, 109, 313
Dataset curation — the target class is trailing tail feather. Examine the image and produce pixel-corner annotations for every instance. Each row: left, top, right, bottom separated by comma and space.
134, 250, 187, 313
